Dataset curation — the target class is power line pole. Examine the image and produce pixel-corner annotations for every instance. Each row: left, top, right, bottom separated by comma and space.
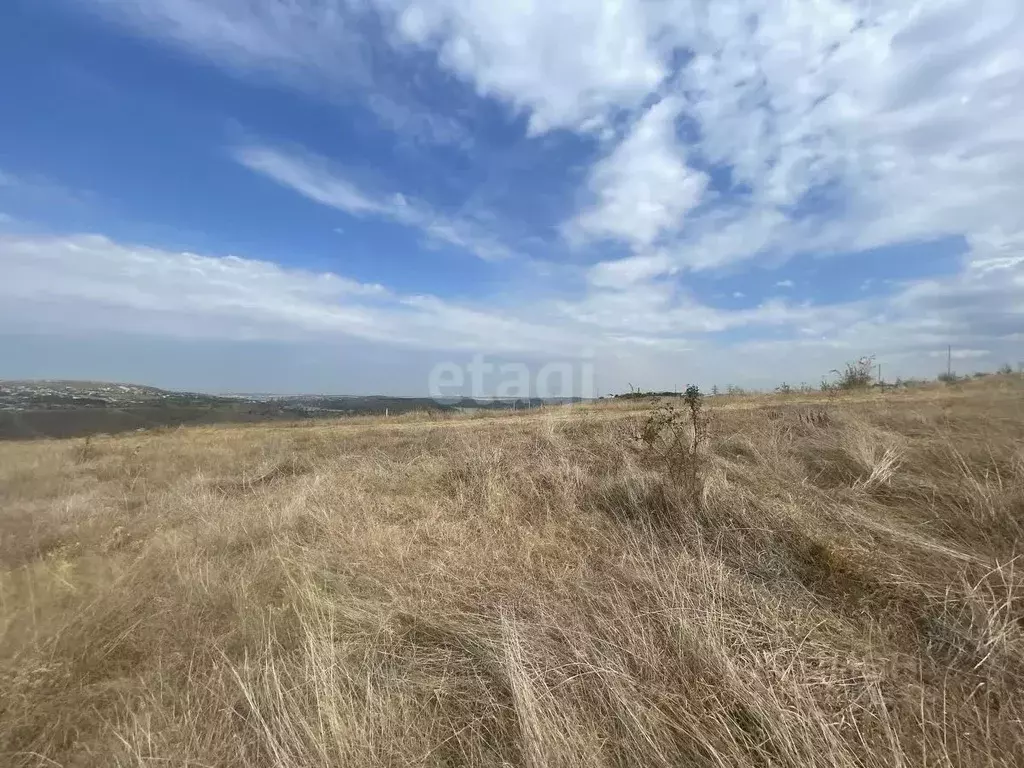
947, 345, 952, 379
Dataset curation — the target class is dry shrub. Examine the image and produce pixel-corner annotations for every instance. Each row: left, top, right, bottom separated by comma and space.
1, 376, 1023, 767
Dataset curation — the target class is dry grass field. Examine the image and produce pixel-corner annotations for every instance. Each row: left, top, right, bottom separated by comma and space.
2, 378, 1023, 767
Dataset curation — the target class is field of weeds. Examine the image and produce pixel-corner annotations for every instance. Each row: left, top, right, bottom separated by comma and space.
1, 377, 1023, 767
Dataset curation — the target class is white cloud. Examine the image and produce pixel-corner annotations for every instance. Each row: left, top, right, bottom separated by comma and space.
775, 280, 794, 288
84, 1, 667, 137
2, 229, 1021, 390
234, 144, 382, 216
559, 288, 860, 338
568, 98, 707, 248
587, 252, 674, 288
81, 0, 472, 147
31, 1, 1024, 389
233, 143, 516, 261
85, 0, 368, 87
0, 167, 95, 212
738, 237, 1024, 371
0, 233, 562, 352
85, 1, 1024, 272
383, 0, 665, 134
560, 224, 1024, 374
549, 0, 1024, 277
662, 0, 1024, 268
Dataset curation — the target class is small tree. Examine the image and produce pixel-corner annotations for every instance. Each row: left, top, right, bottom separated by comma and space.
997, 363, 1014, 375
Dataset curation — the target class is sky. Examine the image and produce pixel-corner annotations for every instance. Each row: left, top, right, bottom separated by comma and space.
1, 0, 1022, 396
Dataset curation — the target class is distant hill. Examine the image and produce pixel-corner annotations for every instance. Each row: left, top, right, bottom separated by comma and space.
0, 380, 584, 439
0, 380, 438, 439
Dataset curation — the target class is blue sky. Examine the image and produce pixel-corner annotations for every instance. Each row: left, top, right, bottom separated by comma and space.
1, 0, 1022, 395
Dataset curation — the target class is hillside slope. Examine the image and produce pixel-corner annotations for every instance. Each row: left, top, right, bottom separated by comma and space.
1, 379, 1022, 767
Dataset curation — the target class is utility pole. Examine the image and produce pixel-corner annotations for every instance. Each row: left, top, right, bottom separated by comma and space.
947, 345, 952, 379
877, 363, 882, 384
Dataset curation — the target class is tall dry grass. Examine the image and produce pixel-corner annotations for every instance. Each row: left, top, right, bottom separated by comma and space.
1, 377, 1023, 767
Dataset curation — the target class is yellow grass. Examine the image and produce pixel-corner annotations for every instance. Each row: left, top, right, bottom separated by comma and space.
2, 377, 1023, 767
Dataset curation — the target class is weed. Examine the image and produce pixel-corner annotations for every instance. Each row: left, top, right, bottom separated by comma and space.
75, 435, 95, 463
634, 385, 711, 507
829, 355, 876, 389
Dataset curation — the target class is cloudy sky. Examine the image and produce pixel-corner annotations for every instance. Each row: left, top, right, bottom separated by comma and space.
1, 0, 1022, 395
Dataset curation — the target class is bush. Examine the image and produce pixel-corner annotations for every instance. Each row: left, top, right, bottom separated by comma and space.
829, 355, 876, 389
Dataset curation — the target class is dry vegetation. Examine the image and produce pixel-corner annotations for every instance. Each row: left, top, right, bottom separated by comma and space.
2, 377, 1023, 767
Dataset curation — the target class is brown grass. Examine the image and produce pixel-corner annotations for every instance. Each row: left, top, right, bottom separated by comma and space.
2, 377, 1023, 767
